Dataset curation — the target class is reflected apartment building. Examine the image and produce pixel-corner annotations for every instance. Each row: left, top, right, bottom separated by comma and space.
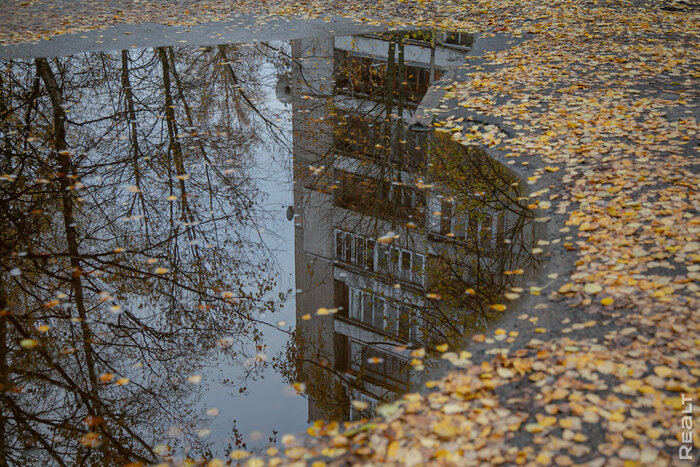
287, 32, 534, 422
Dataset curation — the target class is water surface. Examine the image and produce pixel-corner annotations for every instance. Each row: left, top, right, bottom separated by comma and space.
0, 30, 537, 465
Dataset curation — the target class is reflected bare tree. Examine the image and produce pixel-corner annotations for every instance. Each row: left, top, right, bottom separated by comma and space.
0, 43, 288, 465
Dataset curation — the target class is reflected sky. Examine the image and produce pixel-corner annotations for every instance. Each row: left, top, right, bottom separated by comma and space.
0, 30, 537, 465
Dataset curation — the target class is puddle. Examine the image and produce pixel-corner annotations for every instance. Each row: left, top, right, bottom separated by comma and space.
0, 30, 538, 464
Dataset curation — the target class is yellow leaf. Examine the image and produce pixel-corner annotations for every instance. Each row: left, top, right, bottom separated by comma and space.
654, 366, 673, 378
387, 440, 399, 458
584, 283, 602, 294
558, 283, 573, 293
624, 379, 643, 390
432, 420, 458, 438
229, 450, 250, 460
20, 338, 38, 349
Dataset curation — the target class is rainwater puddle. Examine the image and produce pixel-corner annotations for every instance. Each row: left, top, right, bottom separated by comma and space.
0, 30, 538, 464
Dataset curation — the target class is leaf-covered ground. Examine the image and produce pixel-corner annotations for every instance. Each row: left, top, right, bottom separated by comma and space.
3, 0, 699, 465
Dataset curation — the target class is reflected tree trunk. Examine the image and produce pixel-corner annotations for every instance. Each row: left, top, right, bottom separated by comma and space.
158, 47, 195, 232
35, 57, 155, 464
0, 276, 8, 466
120, 50, 150, 241
35, 57, 100, 396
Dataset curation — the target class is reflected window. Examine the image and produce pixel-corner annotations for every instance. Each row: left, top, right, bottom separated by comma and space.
362, 294, 373, 325
385, 301, 398, 333
398, 308, 408, 340
356, 238, 365, 267
350, 288, 362, 320
366, 240, 375, 270
378, 244, 389, 270
412, 254, 424, 284
481, 214, 493, 250
348, 340, 410, 387
345, 234, 353, 263
336, 231, 344, 259
401, 251, 411, 282
390, 249, 400, 275
346, 287, 421, 340
333, 169, 425, 225
441, 31, 473, 48
373, 298, 384, 329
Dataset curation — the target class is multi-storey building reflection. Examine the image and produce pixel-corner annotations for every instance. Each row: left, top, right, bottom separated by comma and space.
287, 32, 536, 422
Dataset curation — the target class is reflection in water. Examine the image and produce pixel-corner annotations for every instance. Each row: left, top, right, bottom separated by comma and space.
0, 44, 287, 465
286, 32, 536, 422
0, 31, 536, 465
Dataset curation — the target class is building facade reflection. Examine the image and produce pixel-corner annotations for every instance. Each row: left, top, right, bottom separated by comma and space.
289, 32, 538, 422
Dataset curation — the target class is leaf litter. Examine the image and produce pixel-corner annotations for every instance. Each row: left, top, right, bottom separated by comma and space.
2, 0, 698, 466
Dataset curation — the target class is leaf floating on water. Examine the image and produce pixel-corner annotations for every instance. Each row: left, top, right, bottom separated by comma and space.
99, 373, 114, 383
217, 336, 234, 347
20, 338, 38, 349
377, 231, 397, 244
83, 415, 103, 428
80, 432, 102, 449
187, 374, 202, 384
351, 400, 369, 411
229, 450, 250, 460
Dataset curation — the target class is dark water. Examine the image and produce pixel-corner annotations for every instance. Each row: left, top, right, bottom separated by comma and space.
0, 31, 537, 465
